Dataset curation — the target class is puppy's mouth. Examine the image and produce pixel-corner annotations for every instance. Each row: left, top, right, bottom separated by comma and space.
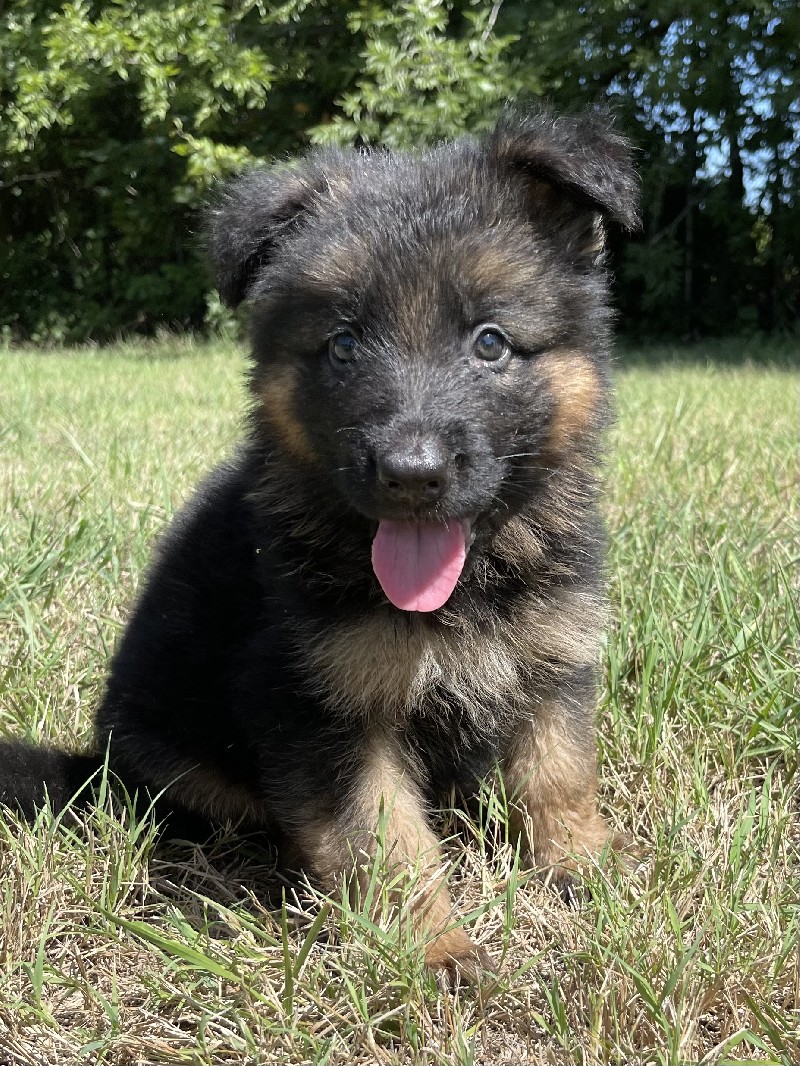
371, 518, 475, 613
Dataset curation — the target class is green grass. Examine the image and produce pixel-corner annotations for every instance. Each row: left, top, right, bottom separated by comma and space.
0, 339, 797, 1064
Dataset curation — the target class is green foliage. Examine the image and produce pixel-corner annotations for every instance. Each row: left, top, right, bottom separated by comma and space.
623, 238, 684, 314
0, 0, 797, 341
310, 0, 519, 149
499, 0, 799, 334
0, 0, 352, 340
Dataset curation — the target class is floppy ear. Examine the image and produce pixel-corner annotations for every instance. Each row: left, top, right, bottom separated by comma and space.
489, 107, 640, 237
207, 154, 342, 308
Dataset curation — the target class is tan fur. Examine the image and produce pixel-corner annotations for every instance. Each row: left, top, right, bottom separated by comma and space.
583, 213, 606, 257
302, 585, 605, 723
108, 730, 271, 825
294, 735, 489, 974
491, 514, 548, 573
391, 280, 445, 352
294, 738, 432, 885
301, 232, 368, 291
171, 763, 271, 825
538, 349, 602, 456
258, 368, 317, 463
464, 243, 539, 294
530, 474, 597, 539
501, 700, 612, 875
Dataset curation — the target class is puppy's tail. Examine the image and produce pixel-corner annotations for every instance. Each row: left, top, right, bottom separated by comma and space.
0, 740, 102, 820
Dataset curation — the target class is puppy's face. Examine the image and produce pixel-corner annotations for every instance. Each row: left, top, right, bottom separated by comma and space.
210, 111, 638, 611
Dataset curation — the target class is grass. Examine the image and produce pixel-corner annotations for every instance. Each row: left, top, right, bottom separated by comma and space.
0, 338, 797, 1064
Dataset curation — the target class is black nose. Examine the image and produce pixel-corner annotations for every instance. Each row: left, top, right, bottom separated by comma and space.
376, 435, 450, 503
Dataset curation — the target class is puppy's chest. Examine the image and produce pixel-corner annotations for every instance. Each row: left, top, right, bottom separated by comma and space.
298, 611, 531, 726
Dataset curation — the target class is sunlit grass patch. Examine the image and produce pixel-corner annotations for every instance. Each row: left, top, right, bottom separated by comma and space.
0, 340, 796, 1063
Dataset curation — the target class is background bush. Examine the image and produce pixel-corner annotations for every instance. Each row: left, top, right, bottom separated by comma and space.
1, 0, 797, 342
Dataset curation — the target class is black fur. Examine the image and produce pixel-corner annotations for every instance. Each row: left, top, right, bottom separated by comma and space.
1, 107, 638, 968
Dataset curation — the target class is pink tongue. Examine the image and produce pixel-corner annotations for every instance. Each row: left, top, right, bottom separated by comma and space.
371, 520, 467, 612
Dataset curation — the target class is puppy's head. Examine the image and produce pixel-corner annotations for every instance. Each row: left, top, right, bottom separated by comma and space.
209, 108, 638, 613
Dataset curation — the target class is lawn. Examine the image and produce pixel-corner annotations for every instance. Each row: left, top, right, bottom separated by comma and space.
0, 338, 796, 1065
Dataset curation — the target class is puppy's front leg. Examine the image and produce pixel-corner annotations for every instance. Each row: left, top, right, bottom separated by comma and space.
294, 735, 492, 978
501, 692, 618, 885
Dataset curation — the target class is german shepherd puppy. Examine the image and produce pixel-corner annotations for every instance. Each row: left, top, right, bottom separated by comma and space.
0, 108, 638, 976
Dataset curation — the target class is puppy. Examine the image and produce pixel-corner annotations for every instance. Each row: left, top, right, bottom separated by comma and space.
0, 108, 638, 976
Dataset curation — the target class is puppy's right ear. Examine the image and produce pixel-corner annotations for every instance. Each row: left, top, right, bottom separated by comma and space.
207, 160, 330, 308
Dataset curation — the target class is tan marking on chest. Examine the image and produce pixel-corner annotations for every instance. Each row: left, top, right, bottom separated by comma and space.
303, 587, 605, 722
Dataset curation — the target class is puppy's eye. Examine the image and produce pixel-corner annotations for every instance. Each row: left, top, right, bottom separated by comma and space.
329, 331, 359, 365
473, 327, 510, 365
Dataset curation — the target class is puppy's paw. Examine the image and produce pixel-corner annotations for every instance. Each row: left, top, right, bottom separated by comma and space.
539, 830, 644, 905
424, 928, 496, 984
609, 829, 645, 864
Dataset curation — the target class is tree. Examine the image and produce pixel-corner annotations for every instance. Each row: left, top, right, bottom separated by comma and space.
309, 0, 519, 149
497, 0, 799, 334
0, 0, 354, 338
1, 0, 796, 340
